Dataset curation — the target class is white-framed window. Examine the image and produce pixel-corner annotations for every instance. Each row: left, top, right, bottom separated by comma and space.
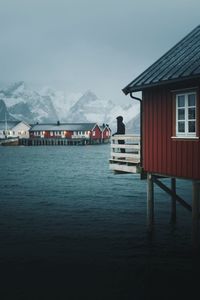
176, 92, 196, 137
92, 131, 96, 136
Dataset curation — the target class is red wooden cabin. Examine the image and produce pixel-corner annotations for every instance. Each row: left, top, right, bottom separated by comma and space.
100, 124, 111, 143
29, 122, 104, 144
123, 25, 200, 247
91, 124, 102, 142
123, 25, 200, 181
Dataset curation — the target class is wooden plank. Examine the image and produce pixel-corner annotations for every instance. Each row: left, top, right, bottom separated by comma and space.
153, 91, 158, 172
109, 163, 137, 173
149, 91, 153, 172
110, 134, 141, 174
188, 142, 193, 178
176, 140, 182, 177
111, 144, 140, 149
111, 151, 140, 157
111, 134, 140, 138
111, 152, 140, 159
193, 142, 199, 179
143, 90, 148, 172
109, 158, 140, 164
182, 141, 187, 178
166, 92, 172, 175
157, 89, 162, 173
111, 136, 140, 142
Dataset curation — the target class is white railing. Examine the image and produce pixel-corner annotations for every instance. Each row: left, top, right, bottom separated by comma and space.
71, 135, 89, 139
109, 134, 140, 173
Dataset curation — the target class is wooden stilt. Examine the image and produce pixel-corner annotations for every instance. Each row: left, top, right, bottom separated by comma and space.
171, 178, 176, 223
147, 173, 154, 231
192, 181, 200, 251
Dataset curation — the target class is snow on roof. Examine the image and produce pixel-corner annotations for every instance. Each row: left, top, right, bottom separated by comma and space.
30, 123, 98, 131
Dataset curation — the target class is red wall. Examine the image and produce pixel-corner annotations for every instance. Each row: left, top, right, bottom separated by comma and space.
91, 125, 102, 140
102, 128, 110, 139
30, 131, 73, 138
142, 82, 200, 180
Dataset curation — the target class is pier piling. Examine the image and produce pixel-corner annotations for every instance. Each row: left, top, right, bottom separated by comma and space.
147, 173, 154, 232
192, 181, 200, 251
171, 178, 176, 223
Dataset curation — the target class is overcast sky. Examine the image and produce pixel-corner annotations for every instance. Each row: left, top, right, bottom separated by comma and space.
0, 0, 200, 103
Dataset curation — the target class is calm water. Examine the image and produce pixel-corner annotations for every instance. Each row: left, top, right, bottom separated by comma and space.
0, 145, 198, 299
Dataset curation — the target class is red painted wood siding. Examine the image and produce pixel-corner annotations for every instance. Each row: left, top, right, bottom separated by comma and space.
44, 131, 73, 138
91, 126, 102, 140
142, 83, 200, 180
102, 128, 110, 139
30, 131, 73, 138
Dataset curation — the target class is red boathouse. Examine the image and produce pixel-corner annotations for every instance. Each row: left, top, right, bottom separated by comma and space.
123, 25, 200, 248
27, 122, 110, 145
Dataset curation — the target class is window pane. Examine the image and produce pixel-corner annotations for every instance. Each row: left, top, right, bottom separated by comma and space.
178, 95, 185, 107
178, 108, 185, 120
178, 122, 185, 132
188, 94, 196, 107
188, 107, 195, 120
188, 121, 195, 133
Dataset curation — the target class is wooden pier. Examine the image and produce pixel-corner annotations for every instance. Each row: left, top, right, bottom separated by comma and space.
19, 137, 109, 146
109, 136, 200, 250
109, 134, 140, 173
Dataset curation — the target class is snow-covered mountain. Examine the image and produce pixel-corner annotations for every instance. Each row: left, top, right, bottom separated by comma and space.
65, 90, 140, 131
0, 82, 140, 132
0, 82, 58, 123
40, 87, 82, 121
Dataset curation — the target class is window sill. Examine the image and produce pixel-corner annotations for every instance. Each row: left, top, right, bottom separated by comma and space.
171, 136, 199, 140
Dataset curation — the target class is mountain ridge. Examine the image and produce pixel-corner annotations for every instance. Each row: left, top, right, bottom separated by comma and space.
0, 82, 140, 132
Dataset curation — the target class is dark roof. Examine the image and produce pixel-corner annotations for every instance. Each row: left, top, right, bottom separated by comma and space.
99, 125, 110, 131
123, 25, 200, 94
30, 123, 97, 131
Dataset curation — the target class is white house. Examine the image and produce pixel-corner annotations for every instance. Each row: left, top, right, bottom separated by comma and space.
0, 121, 30, 139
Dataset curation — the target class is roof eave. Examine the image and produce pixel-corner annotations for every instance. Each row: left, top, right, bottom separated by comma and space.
122, 75, 200, 95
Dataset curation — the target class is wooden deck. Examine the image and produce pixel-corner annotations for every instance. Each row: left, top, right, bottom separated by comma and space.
109, 134, 140, 173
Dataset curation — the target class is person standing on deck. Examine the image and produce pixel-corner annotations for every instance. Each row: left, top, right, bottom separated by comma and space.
113, 115, 125, 153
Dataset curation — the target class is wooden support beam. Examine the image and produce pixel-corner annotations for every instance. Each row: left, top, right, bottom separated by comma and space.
192, 181, 200, 251
171, 178, 176, 223
147, 173, 154, 232
153, 177, 192, 212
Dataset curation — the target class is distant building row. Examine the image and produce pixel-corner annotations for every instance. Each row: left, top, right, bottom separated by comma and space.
0, 121, 111, 145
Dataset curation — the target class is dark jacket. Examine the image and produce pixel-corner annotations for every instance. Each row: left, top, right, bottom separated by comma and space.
114, 119, 125, 135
